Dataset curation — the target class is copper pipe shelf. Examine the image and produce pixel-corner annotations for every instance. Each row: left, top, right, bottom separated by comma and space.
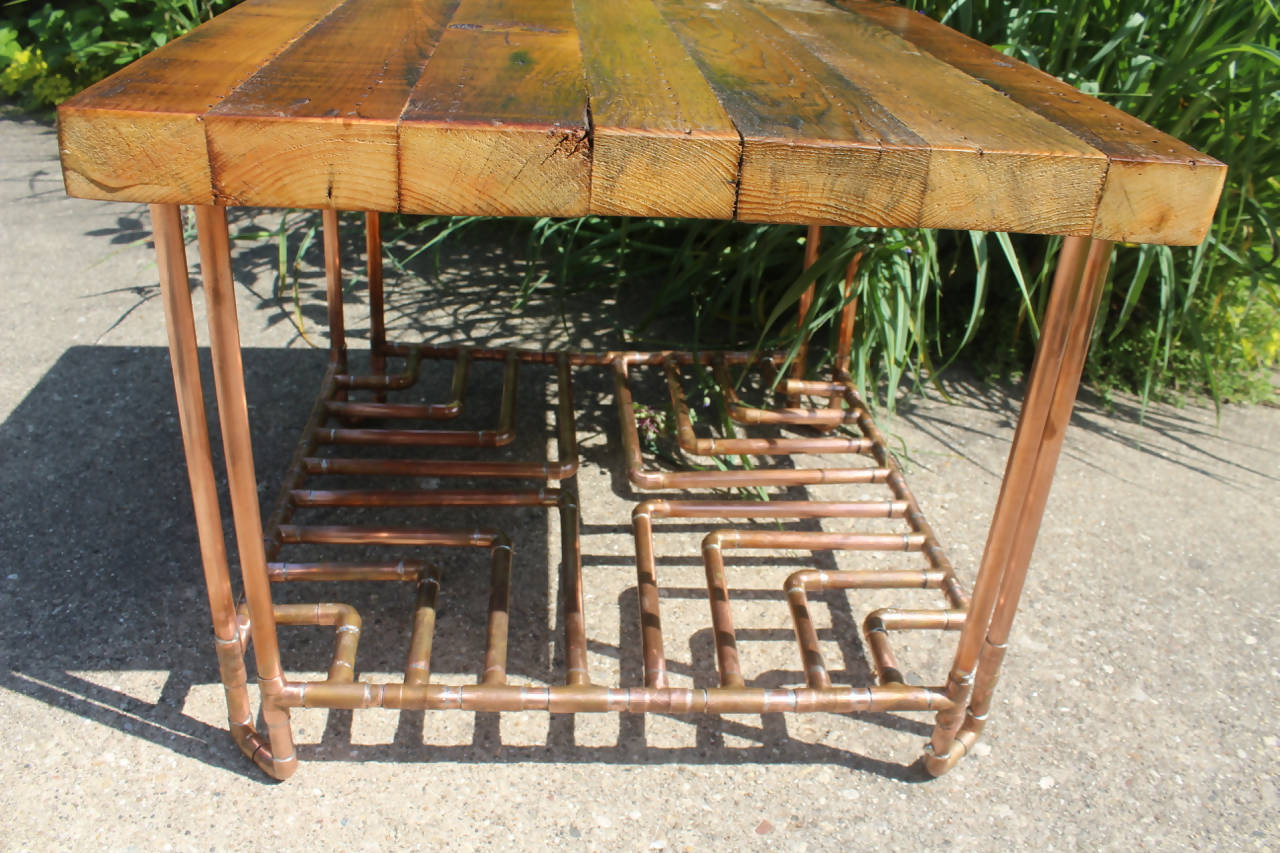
147, 207, 1116, 781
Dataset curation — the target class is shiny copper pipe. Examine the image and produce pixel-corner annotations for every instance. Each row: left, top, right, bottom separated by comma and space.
664, 359, 873, 455
615, 356, 886, 489
789, 224, 822, 402
322, 209, 347, 375
714, 359, 859, 427
336, 347, 422, 390
783, 570, 952, 689
320, 353, 515, 447
837, 384, 967, 609
926, 237, 1112, 776
195, 205, 296, 779
864, 607, 966, 685
365, 211, 385, 374
285, 681, 953, 715
329, 349, 468, 416
273, 603, 362, 683
483, 542, 513, 685
267, 561, 429, 582
291, 488, 559, 508
153, 204, 292, 780
405, 569, 442, 685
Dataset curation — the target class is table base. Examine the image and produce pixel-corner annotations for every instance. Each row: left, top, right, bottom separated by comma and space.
151, 204, 1111, 780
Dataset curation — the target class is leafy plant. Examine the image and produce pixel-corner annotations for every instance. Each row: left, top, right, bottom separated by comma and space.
1, 1, 233, 109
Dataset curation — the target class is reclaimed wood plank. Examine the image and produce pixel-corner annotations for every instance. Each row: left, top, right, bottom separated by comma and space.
749, 0, 1108, 236
57, 0, 344, 205
398, 0, 590, 216
205, 0, 458, 210
840, 0, 1226, 244
653, 0, 931, 226
574, 0, 739, 218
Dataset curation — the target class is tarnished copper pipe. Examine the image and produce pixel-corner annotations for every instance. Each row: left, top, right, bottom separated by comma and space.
153, 204, 292, 780
926, 237, 1112, 776
664, 360, 873, 455
832, 251, 862, 381
336, 348, 422, 390
263, 365, 336, 560
405, 569, 441, 685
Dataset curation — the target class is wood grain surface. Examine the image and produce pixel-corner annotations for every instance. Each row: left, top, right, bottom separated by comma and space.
57, 0, 1225, 244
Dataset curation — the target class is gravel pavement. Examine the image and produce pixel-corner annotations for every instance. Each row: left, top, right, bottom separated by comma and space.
1, 113, 1277, 851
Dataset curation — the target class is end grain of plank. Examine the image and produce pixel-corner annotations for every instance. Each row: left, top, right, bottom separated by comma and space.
57, 0, 345, 204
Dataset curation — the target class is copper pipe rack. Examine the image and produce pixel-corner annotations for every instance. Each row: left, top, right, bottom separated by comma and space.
152, 206, 1114, 780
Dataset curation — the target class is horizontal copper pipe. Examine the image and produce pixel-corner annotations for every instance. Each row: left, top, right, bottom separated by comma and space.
335, 348, 468, 416
335, 348, 423, 390
706, 530, 926, 552
291, 488, 559, 508
634, 498, 908, 520
663, 359, 874, 456
303, 457, 557, 479
267, 561, 429, 582
715, 360, 859, 427
272, 603, 362, 683
614, 355, 887, 489
864, 608, 966, 686
285, 681, 953, 714
277, 525, 505, 548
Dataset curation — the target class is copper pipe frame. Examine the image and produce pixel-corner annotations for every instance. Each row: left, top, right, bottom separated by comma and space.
153, 204, 1106, 781
924, 237, 1114, 775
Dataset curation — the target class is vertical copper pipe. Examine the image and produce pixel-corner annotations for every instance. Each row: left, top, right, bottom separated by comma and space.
195, 205, 296, 775
365, 211, 385, 375
323, 209, 347, 373
482, 542, 513, 685
630, 503, 667, 688
826, 251, 863, 419
152, 204, 291, 779
701, 533, 745, 688
790, 224, 822, 400
405, 570, 442, 685
959, 239, 1114, 753
927, 237, 1111, 776
560, 490, 590, 686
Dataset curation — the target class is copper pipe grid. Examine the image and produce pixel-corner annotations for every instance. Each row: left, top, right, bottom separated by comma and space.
152, 205, 1113, 780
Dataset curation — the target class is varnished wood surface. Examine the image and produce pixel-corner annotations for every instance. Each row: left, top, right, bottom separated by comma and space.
58, 0, 1224, 243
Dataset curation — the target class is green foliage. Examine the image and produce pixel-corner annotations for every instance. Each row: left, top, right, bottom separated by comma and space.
6, 0, 1275, 408
0, 1, 233, 109
910, 0, 1280, 407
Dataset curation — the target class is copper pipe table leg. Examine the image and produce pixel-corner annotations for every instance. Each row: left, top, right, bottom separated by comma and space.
152, 204, 295, 780
926, 236, 1113, 776
195, 205, 298, 779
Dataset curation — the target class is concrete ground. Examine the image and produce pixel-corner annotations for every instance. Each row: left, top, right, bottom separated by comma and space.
1, 113, 1277, 851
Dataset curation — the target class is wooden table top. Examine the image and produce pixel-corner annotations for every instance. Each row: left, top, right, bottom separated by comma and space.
58, 0, 1224, 244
